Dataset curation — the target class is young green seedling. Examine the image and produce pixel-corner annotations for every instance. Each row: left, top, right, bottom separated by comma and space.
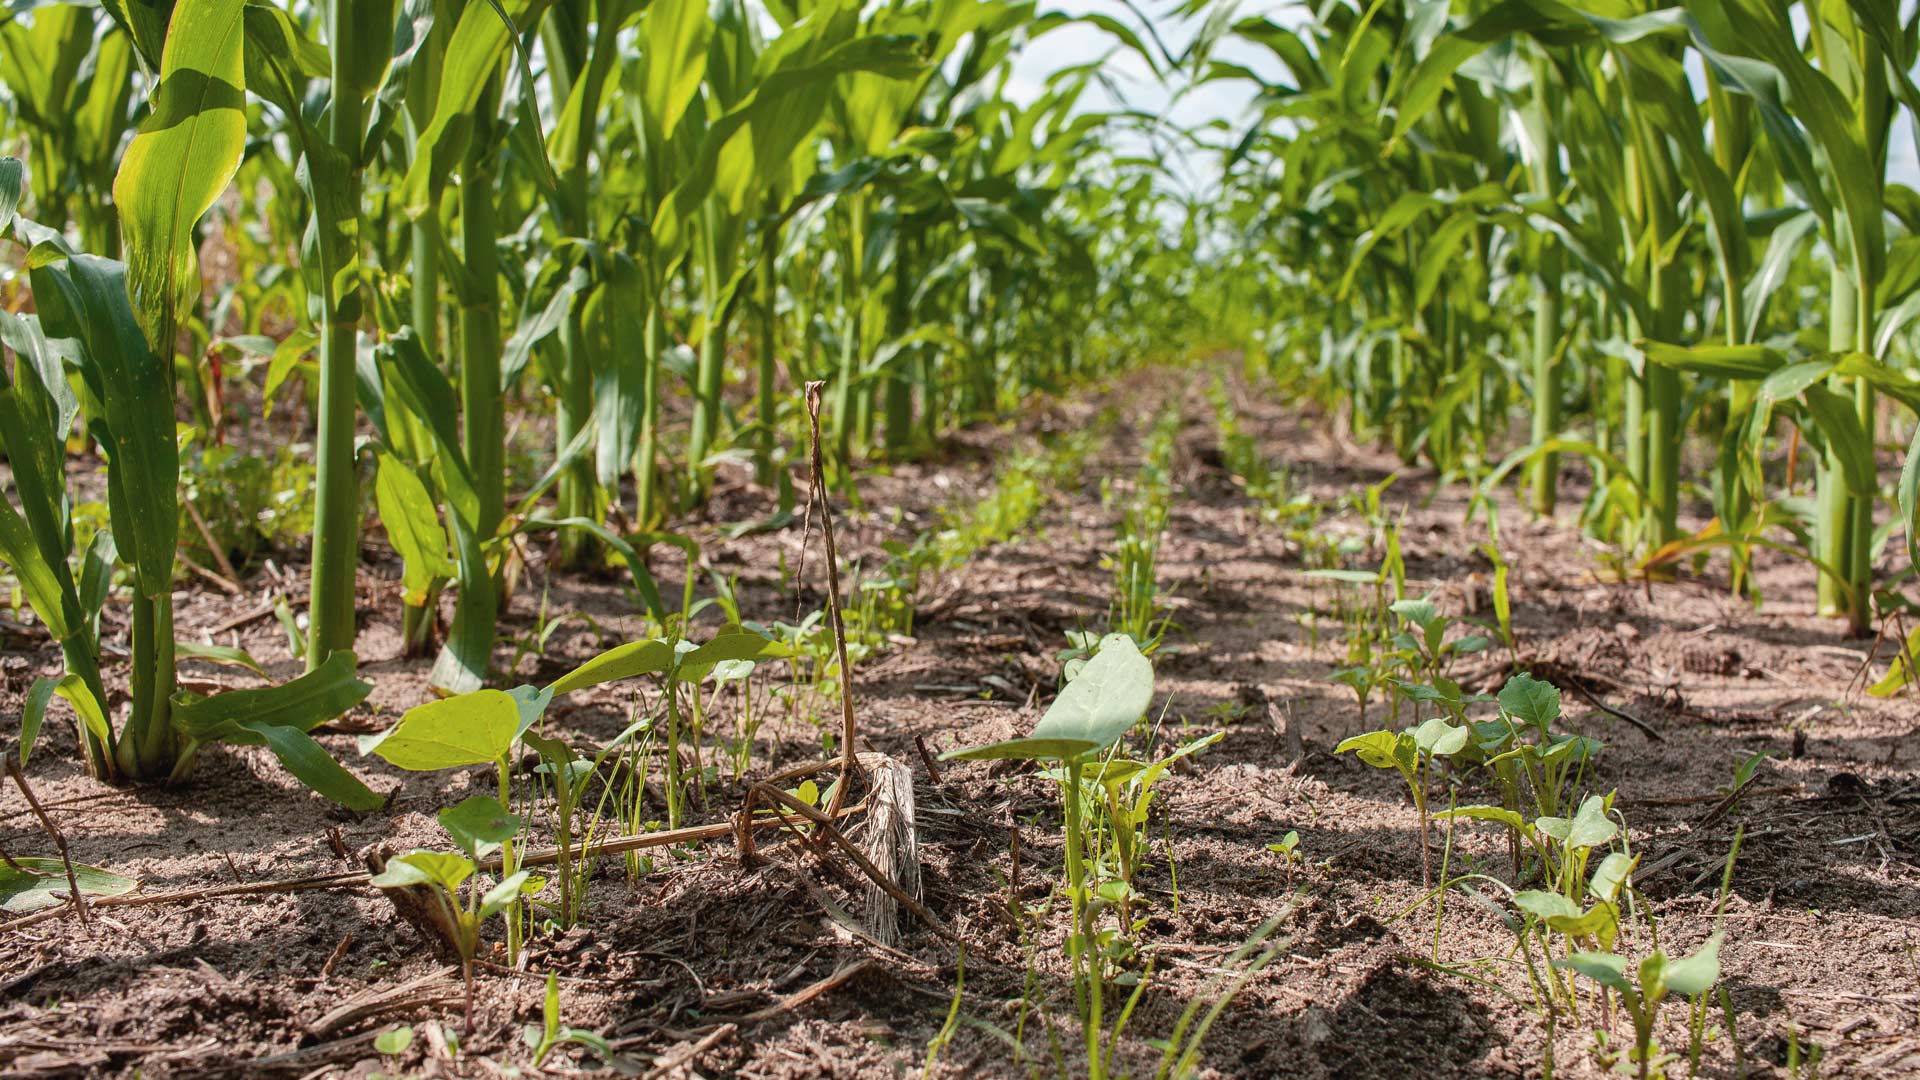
1081, 730, 1223, 929
369, 795, 543, 1033
1336, 716, 1467, 889
524, 971, 613, 1067
943, 632, 1155, 1080
1266, 830, 1303, 885
1555, 933, 1724, 1080
1388, 595, 1490, 689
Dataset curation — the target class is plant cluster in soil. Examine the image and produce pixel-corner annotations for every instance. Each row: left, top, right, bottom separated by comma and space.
2, 361, 1917, 1078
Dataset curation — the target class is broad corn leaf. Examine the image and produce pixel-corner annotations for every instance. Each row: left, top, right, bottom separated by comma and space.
112, 0, 247, 349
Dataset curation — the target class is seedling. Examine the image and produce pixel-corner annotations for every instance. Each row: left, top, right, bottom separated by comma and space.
1555, 934, 1723, 1080
1080, 730, 1222, 927
1387, 594, 1490, 690
523, 727, 630, 929
369, 795, 544, 1032
944, 633, 1156, 1080
1266, 830, 1303, 884
524, 971, 613, 1067
1336, 716, 1467, 888
371, 1025, 412, 1080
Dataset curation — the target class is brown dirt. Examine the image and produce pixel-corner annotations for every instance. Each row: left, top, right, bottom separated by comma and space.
2, 361, 1917, 1078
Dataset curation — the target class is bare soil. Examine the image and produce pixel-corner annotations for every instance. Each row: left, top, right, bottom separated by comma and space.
2, 361, 1916, 1078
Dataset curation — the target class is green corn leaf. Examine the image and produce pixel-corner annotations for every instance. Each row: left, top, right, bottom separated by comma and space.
1802, 384, 1876, 497
240, 719, 383, 810
240, 4, 328, 118
525, 517, 668, 623
99, 0, 175, 69
175, 650, 372, 741
112, 0, 247, 349
1640, 341, 1789, 380
428, 510, 495, 695
21, 674, 110, 767
77, 532, 117, 640
650, 31, 923, 269
0, 156, 23, 235
0, 497, 80, 644
173, 639, 268, 677
400, 0, 554, 217
501, 266, 587, 391
375, 453, 456, 606
378, 329, 480, 528
30, 254, 178, 602
635, 0, 711, 141
1743, 210, 1818, 342
0, 857, 138, 913
1899, 427, 1920, 575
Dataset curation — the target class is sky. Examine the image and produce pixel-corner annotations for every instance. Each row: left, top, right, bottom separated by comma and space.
1000, 0, 1291, 201
999, 0, 1920, 196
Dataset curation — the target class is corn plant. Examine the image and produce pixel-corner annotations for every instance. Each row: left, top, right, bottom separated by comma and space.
0, 6, 133, 254
1214, 0, 1920, 624
0, 156, 377, 803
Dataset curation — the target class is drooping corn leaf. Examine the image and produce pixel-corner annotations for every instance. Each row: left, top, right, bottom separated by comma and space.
175, 650, 371, 739
375, 453, 455, 606
173, 639, 268, 677
112, 0, 247, 349
428, 510, 495, 695
21, 673, 110, 767
30, 254, 178, 603
241, 720, 383, 810
0, 857, 138, 913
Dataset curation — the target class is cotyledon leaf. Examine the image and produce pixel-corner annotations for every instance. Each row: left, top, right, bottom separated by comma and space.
944, 634, 1155, 762
360, 688, 522, 770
